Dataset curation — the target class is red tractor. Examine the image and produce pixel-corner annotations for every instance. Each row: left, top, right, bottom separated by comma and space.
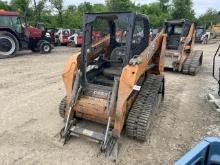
0, 10, 52, 59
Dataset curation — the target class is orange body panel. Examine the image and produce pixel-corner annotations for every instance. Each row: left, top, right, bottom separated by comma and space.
75, 96, 109, 120
113, 33, 166, 136
177, 23, 196, 71
62, 53, 80, 102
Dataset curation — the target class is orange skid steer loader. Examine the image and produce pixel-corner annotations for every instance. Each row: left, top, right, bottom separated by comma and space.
58, 12, 166, 158
164, 19, 203, 75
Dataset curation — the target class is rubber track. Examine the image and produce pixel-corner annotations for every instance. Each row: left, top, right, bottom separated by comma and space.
188, 50, 203, 75
59, 97, 66, 118
182, 51, 196, 74
182, 50, 203, 75
126, 74, 163, 141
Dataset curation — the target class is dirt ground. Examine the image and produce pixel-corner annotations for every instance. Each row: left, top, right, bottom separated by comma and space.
0, 41, 220, 165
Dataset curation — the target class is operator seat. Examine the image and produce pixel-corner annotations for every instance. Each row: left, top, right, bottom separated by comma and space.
103, 46, 126, 79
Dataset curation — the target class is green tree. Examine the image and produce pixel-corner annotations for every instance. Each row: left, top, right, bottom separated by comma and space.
0, 1, 16, 10
62, 2, 102, 29
49, 0, 63, 26
10, 0, 31, 23
197, 8, 220, 27
105, 0, 133, 12
10, 0, 30, 15
159, 0, 169, 12
62, 5, 81, 28
78, 2, 93, 13
4, 0, 211, 30
66, 5, 77, 11
92, 3, 107, 12
171, 0, 195, 21
138, 2, 171, 28
33, 0, 47, 22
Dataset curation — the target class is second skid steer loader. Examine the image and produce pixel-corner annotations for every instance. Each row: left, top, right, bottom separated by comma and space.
58, 12, 167, 158
164, 19, 203, 75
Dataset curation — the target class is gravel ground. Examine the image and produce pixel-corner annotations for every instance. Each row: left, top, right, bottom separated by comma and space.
0, 42, 220, 165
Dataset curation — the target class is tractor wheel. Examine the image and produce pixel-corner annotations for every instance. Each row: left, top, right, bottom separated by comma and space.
0, 31, 19, 59
59, 97, 67, 118
40, 41, 52, 54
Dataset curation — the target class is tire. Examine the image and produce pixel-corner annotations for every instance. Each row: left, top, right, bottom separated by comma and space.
31, 40, 44, 53
0, 31, 19, 59
39, 41, 52, 54
59, 97, 67, 118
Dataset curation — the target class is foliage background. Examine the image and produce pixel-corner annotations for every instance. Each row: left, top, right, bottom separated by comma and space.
0, 0, 220, 29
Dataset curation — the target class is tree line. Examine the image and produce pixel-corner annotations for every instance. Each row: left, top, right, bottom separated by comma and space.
0, 0, 220, 29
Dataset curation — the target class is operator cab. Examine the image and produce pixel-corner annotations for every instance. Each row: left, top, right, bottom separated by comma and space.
81, 12, 150, 87
36, 22, 46, 32
0, 10, 22, 34
195, 26, 205, 43
164, 19, 191, 50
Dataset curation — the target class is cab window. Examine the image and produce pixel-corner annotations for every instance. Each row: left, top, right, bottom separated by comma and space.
131, 17, 149, 56
11, 16, 22, 33
0, 16, 22, 33
174, 26, 183, 35
0, 16, 10, 26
